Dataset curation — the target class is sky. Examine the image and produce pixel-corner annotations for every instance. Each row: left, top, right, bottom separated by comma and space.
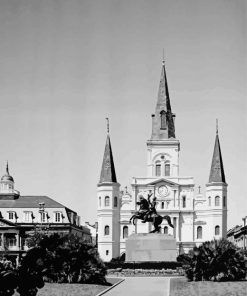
0, 0, 246, 228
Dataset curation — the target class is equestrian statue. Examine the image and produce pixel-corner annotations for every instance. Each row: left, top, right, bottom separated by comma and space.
129, 192, 174, 233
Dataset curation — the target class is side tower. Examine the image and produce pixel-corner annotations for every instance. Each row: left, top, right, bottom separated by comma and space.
97, 126, 120, 262
206, 127, 227, 239
147, 61, 180, 178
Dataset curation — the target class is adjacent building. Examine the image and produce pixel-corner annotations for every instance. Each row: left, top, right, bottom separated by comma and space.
97, 60, 228, 261
0, 163, 91, 264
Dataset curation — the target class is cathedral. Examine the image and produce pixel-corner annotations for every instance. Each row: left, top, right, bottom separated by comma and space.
97, 61, 227, 262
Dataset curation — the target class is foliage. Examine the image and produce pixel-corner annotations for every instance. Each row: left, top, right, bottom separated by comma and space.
185, 239, 247, 281
36, 233, 108, 285
105, 260, 182, 270
0, 247, 46, 296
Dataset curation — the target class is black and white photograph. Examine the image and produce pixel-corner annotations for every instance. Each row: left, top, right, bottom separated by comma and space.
0, 1, 246, 295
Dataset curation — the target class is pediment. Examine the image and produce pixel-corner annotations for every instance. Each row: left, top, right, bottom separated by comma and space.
0, 218, 18, 227
147, 178, 179, 187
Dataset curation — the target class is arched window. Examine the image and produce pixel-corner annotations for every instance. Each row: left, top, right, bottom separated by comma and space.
123, 226, 128, 239
215, 225, 220, 236
197, 226, 202, 239
215, 196, 220, 206
155, 161, 161, 176
208, 196, 211, 206
160, 110, 166, 129
223, 196, 226, 207
161, 202, 164, 209
99, 196, 101, 207
105, 196, 110, 207
106, 250, 109, 255
104, 225, 109, 235
165, 163, 170, 176
164, 226, 168, 234
182, 196, 186, 208
114, 196, 118, 207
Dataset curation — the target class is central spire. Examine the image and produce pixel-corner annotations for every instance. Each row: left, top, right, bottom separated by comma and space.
151, 60, 176, 140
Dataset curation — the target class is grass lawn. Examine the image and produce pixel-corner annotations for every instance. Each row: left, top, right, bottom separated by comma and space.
13, 278, 122, 296
170, 277, 247, 296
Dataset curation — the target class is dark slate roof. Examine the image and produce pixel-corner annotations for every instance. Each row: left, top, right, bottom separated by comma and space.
151, 62, 175, 140
209, 133, 226, 183
0, 195, 65, 208
99, 134, 117, 183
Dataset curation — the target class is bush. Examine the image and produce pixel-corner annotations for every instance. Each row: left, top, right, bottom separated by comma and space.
105, 261, 182, 270
36, 233, 108, 285
185, 239, 247, 281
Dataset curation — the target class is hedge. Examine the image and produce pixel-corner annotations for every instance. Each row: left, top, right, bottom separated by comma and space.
104, 261, 182, 270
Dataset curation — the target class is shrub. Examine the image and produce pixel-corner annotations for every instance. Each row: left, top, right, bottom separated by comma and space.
36, 233, 108, 285
105, 261, 182, 270
185, 239, 247, 281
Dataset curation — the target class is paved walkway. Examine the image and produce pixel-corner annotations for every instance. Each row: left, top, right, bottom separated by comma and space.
105, 277, 170, 296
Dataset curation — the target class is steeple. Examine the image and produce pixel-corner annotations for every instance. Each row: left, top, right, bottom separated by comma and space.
151, 60, 175, 140
208, 127, 226, 183
99, 121, 117, 183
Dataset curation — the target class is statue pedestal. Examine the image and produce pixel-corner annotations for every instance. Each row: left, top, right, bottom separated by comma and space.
126, 233, 177, 262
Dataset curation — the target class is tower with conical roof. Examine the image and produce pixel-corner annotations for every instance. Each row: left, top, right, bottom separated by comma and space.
147, 60, 180, 177
206, 124, 228, 239
97, 119, 120, 261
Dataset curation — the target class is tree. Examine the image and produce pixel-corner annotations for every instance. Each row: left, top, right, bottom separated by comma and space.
184, 239, 247, 281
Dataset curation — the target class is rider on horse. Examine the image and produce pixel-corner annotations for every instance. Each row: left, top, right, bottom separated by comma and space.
136, 196, 149, 220
142, 191, 158, 223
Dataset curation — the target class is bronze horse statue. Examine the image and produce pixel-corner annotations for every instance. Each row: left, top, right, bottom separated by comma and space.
130, 211, 174, 233
129, 195, 174, 233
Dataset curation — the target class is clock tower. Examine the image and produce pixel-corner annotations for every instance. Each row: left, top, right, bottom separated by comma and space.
147, 60, 180, 178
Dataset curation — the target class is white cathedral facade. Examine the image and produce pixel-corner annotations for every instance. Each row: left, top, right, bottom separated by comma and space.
97, 61, 227, 262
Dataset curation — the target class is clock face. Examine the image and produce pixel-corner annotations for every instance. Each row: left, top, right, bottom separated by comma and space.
158, 185, 169, 197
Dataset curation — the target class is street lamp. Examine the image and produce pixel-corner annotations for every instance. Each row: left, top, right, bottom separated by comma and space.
242, 216, 247, 250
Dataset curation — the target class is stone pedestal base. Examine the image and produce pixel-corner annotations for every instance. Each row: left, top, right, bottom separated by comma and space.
126, 233, 177, 262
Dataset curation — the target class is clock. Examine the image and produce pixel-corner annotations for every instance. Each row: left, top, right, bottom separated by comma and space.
158, 185, 169, 197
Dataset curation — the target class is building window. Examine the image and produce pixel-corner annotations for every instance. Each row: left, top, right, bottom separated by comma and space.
8, 212, 14, 221
8, 236, 17, 247
223, 196, 226, 207
208, 196, 211, 206
105, 196, 110, 207
40, 212, 46, 223
106, 250, 109, 256
182, 196, 186, 208
215, 225, 220, 236
104, 225, 110, 236
164, 226, 168, 234
197, 226, 202, 239
155, 163, 161, 176
123, 226, 128, 239
24, 211, 32, 222
55, 212, 62, 223
160, 110, 166, 129
99, 196, 101, 207
114, 196, 118, 207
215, 196, 220, 206
161, 202, 164, 209
165, 163, 170, 176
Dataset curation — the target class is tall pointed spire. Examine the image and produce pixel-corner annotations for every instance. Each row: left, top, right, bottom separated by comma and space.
6, 161, 9, 175
99, 120, 117, 183
151, 60, 175, 140
209, 126, 226, 183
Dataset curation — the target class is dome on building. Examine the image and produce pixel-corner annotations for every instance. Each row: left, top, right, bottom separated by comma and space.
1, 162, 14, 183
1, 174, 14, 182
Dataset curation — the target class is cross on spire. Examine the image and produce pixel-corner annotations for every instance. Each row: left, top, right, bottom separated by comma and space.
216, 118, 218, 134
106, 118, 109, 134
